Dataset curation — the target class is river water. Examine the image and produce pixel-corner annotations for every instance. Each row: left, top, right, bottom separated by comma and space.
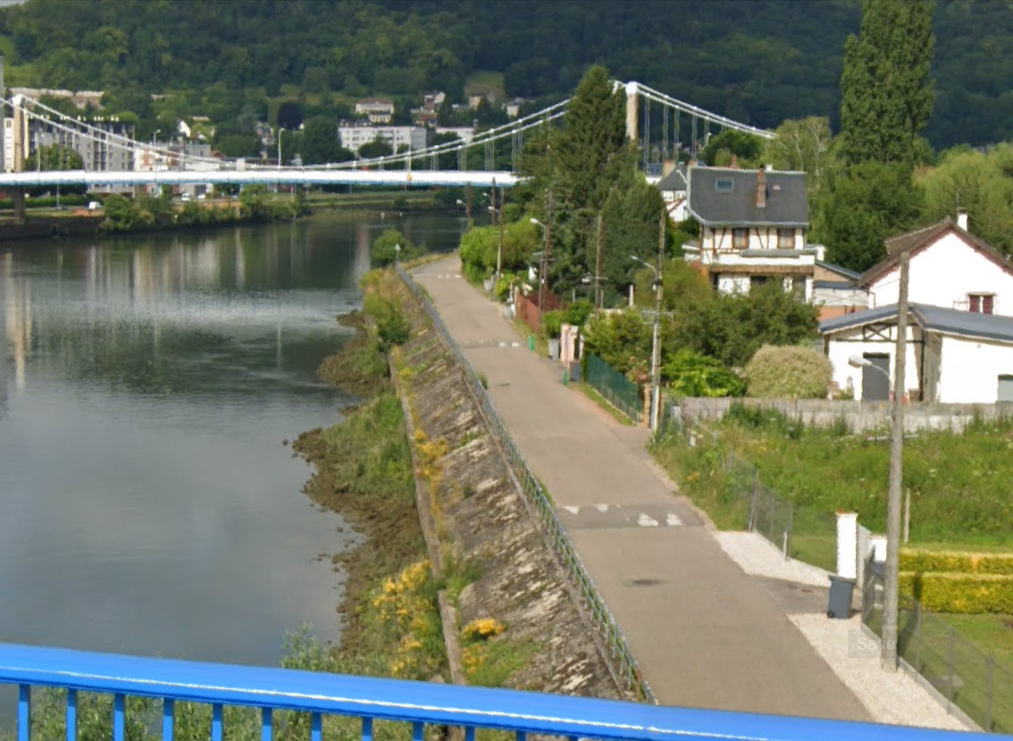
0, 211, 465, 667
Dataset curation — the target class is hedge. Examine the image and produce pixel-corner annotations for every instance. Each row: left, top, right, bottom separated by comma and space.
900, 572, 1013, 614
899, 549, 1013, 576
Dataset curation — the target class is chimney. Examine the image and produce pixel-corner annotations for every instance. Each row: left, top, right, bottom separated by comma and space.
755, 168, 767, 208
661, 159, 676, 177
957, 208, 968, 231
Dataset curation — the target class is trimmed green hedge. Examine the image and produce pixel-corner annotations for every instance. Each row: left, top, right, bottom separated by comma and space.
900, 549, 1013, 576
900, 572, 1013, 613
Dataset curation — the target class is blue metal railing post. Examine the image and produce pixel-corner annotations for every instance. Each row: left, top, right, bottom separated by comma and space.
66, 688, 77, 741
18, 683, 31, 741
162, 698, 175, 741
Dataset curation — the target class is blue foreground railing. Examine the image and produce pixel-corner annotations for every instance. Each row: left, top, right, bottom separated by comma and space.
1, 643, 1005, 741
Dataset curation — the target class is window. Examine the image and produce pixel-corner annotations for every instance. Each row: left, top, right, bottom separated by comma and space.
777, 228, 795, 249
715, 178, 734, 192
750, 275, 770, 291
733, 228, 749, 249
968, 293, 995, 315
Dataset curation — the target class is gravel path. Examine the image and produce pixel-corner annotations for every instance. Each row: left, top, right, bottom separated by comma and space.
716, 531, 976, 731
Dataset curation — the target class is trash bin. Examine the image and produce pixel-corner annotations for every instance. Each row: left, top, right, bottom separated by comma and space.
827, 574, 856, 619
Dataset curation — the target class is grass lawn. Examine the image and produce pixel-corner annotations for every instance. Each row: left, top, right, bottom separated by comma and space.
465, 70, 506, 101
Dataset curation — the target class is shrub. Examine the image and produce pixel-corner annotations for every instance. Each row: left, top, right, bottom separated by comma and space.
663, 350, 745, 398
542, 310, 565, 339
745, 345, 832, 398
563, 299, 593, 328
370, 228, 418, 268
900, 549, 1013, 576
901, 572, 1013, 614
365, 293, 411, 349
581, 310, 652, 376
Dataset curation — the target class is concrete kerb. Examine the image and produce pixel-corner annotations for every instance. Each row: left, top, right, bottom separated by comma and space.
395, 266, 655, 704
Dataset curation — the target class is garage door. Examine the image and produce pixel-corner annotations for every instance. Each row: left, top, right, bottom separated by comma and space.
998, 375, 1013, 402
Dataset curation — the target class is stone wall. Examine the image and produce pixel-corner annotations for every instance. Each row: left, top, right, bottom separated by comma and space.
392, 282, 628, 701
678, 397, 1013, 433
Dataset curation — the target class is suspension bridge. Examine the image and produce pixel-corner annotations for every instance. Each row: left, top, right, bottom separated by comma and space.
0, 81, 773, 191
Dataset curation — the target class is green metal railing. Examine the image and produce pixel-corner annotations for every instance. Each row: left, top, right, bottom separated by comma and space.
584, 353, 642, 424
396, 265, 655, 705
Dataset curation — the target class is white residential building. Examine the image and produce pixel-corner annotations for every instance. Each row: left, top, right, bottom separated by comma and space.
821, 304, 1013, 403
338, 123, 427, 154
655, 161, 688, 223
685, 165, 817, 301
434, 126, 476, 145
354, 98, 395, 124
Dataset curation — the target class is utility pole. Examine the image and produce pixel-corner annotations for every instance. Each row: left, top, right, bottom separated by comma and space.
650, 208, 665, 432
466, 182, 473, 230
594, 212, 604, 310
496, 192, 505, 283
883, 251, 910, 671
538, 190, 554, 315
490, 178, 497, 227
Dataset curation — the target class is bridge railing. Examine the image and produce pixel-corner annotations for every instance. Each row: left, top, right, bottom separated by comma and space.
395, 264, 654, 704
1, 642, 1002, 741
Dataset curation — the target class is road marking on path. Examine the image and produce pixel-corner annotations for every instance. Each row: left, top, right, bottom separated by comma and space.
563, 505, 580, 515
666, 513, 683, 527
638, 513, 659, 527
594, 504, 609, 513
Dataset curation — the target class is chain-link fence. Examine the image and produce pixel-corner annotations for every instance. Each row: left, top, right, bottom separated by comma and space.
584, 353, 642, 424
396, 266, 656, 704
665, 414, 837, 571
862, 565, 1013, 733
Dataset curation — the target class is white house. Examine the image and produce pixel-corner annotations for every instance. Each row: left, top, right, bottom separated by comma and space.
821, 303, 1013, 403
858, 212, 1013, 316
655, 162, 688, 223
684, 165, 818, 300
354, 98, 395, 124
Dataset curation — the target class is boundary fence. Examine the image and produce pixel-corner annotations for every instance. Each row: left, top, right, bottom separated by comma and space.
862, 559, 1013, 733
396, 265, 656, 704
667, 415, 837, 571
584, 353, 642, 424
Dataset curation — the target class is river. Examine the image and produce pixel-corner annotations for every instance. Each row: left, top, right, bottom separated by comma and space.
0, 210, 466, 667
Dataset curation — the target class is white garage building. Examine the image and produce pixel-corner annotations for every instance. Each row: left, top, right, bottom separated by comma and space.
820, 303, 1013, 403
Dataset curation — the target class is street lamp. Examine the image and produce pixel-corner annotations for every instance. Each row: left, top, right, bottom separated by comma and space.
456, 198, 473, 229
531, 217, 551, 314
394, 243, 401, 266
848, 355, 890, 381
488, 205, 504, 285
632, 255, 663, 431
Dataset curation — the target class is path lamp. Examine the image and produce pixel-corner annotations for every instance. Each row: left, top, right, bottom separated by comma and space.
631, 255, 663, 432
530, 217, 550, 315
456, 198, 473, 230
394, 243, 401, 266
488, 205, 504, 284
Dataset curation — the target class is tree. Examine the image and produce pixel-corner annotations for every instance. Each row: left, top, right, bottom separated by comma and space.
838, 0, 936, 169
215, 135, 261, 158
277, 102, 304, 131
370, 228, 418, 267
358, 138, 394, 160
918, 145, 1013, 255
700, 130, 764, 167
765, 117, 836, 213
819, 161, 925, 272
302, 66, 329, 94
25, 145, 86, 196
301, 116, 349, 165
239, 183, 271, 220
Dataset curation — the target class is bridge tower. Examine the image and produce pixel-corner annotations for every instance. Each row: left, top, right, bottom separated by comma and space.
9, 92, 26, 223
625, 82, 638, 143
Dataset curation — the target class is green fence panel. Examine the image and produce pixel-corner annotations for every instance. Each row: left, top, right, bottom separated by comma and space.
585, 354, 642, 424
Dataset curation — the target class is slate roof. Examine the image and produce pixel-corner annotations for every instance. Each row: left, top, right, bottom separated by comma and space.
860, 216, 1013, 286
815, 260, 861, 281
686, 166, 808, 228
656, 163, 688, 192
820, 302, 1013, 344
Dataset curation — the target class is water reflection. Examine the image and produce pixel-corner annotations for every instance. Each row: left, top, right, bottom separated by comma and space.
0, 212, 464, 666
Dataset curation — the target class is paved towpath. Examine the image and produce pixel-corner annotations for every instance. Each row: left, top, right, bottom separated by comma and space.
412, 258, 870, 720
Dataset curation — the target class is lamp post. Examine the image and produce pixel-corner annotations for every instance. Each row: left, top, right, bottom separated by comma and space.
631, 255, 663, 431
456, 198, 473, 230
531, 217, 551, 314
487, 204, 505, 285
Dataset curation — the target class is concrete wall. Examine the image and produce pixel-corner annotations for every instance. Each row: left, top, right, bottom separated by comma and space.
677, 396, 1013, 433
870, 232, 1013, 315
